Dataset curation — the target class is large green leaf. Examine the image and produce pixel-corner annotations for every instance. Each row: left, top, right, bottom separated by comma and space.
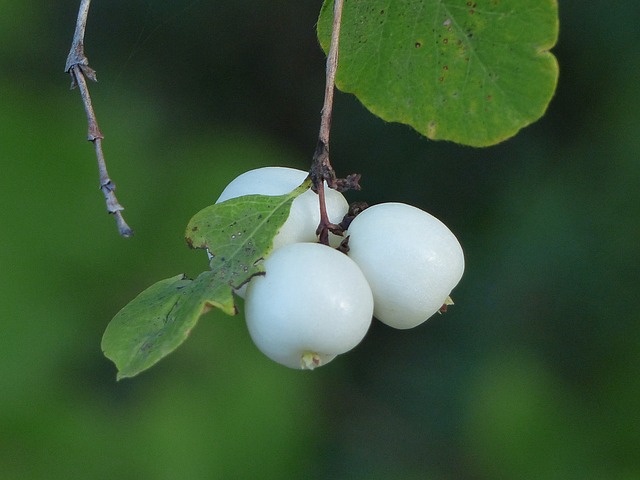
318, 0, 559, 147
102, 181, 310, 379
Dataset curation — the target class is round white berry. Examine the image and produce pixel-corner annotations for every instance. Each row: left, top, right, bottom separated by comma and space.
216, 166, 348, 249
244, 242, 374, 369
346, 202, 464, 329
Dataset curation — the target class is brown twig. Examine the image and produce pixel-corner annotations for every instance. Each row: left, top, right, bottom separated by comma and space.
311, 0, 360, 245
65, 0, 133, 237
311, 0, 344, 191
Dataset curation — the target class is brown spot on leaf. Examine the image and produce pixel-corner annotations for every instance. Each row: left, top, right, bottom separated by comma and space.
427, 121, 437, 138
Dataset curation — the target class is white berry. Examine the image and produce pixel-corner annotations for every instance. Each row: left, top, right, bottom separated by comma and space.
216, 167, 348, 249
346, 202, 464, 329
244, 242, 374, 369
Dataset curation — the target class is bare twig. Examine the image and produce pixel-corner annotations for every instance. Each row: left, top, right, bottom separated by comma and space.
311, 0, 359, 245
66, 0, 133, 237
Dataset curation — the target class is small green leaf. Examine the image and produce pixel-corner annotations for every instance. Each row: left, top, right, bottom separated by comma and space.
318, 0, 559, 147
101, 274, 195, 380
186, 179, 311, 291
102, 180, 310, 379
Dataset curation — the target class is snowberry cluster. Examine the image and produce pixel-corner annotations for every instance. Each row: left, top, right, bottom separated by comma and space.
216, 167, 465, 370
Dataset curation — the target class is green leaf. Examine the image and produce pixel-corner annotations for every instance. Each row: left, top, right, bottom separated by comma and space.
101, 274, 195, 380
102, 180, 310, 379
318, 0, 559, 147
185, 179, 311, 290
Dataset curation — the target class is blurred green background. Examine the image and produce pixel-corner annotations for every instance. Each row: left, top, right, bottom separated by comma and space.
1, 1, 638, 479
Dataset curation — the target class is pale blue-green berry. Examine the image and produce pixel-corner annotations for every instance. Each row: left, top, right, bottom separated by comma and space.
244, 242, 374, 369
346, 202, 464, 329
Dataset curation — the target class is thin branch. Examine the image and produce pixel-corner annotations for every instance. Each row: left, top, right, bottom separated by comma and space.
311, 0, 360, 245
66, 0, 133, 237
311, 0, 344, 192
317, 0, 344, 164
65, 0, 92, 77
